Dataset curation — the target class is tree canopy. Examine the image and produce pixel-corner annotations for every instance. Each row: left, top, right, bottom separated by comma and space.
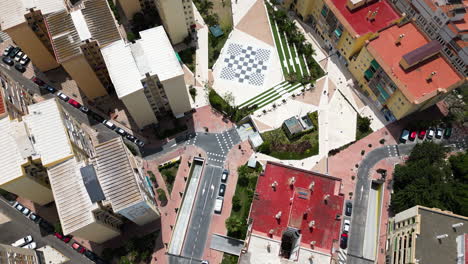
391, 142, 468, 216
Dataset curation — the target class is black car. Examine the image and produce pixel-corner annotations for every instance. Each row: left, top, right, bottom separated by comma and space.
218, 184, 226, 197
345, 201, 352, 216
84, 251, 98, 261
8, 47, 21, 58
28, 212, 42, 223
340, 233, 348, 249
2, 56, 14, 66
134, 139, 145, 147
45, 85, 57, 94
3, 46, 13, 56
79, 106, 89, 114
126, 134, 136, 141
90, 111, 105, 123
116, 128, 127, 137
15, 64, 26, 73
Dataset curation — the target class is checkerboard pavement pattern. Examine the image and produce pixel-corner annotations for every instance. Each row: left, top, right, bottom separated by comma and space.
219, 43, 271, 86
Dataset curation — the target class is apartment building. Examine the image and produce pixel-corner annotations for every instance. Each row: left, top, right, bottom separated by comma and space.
115, 0, 195, 44
0, 243, 39, 264
350, 22, 465, 119
391, 0, 467, 76
45, 0, 122, 100
102, 26, 192, 128
0, 99, 93, 205
0, 69, 37, 120
386, 206, 468, 264
0, 0, 65, 71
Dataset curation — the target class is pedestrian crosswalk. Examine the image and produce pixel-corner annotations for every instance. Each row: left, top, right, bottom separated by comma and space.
337, 248, 347, 264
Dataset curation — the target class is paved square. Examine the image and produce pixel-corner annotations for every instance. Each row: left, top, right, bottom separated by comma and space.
219, 43, 271, 86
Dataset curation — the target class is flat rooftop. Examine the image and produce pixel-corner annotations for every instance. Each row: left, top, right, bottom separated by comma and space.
46, 0, 121, 63
102, 26, 183, 98
0, 0, 66, 30
249, 162, 344, 252
367, 22, 464, 103
327, 0, 400, 36
0, 119, 28, 185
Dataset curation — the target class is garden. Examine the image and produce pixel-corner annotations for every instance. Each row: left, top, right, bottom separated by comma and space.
102, 231, 159, 264
158, 158, 181, 194
257, 111, 319, 160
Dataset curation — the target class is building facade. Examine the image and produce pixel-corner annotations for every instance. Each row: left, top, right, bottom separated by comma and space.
0, 243, 39, 264
386, 206, 468, 264
102, 26, 192, 129
390, 0, 467, 76
0, 69, 37, 120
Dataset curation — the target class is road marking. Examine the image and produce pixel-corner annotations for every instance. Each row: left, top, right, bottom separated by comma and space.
359, 185, 363, 201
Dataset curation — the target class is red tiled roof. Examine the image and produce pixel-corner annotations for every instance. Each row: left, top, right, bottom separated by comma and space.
327, 0, 400, 36
367, 23, 464, 103
249, 162, 344, 252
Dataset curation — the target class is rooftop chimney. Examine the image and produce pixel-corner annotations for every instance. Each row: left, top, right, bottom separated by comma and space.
271, 181, 278, 191
368, 8, 379, 21
395, 34, 405, 45
309, 220, 315, 228
452, 223, 464, 229
426, 71, 437, 82
436, 234, 448, 240
310, 241, 316, 246
289, 177, 296, 186
309, 181, 315, 191
269, 229, 275, 235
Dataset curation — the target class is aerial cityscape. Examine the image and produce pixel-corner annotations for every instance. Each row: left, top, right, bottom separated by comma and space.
0, 0, 466, 263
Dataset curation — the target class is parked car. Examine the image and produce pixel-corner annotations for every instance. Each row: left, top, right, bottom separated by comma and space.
418, 130, 426, 140
14, 51, 24, 62
221, 169, 229, 183
79, 106, 89, 114
28, 212, 42, 223
115, 128, 127, 136
90, 111, 105, 123
214, 197, 224, 214
343, 219, 350, 233
409, 131, 417, 141
56, 92, 69, 102
444, 127, 452, 138
134, 139, 144, 147
68, 98, 81, 108
2, 56, 14, 66
427, 128, 435, 139
340, 233, 348, 249
72, 242, 86, 254
102, 120, 116, 130
125, 134, 136, 141
11, 235, 33, 247
54, 232, 72, 243
45, 85, 56, 94
20, 54, 30, 66
345, 201, 352, 216
22, 242, 37, 250
32, 77, 46, 86
3, 46, 13, 56
8, 47, 21, 58
39, 220, 54, 233
435, 128, 443, 139
14, 64, 26, 73
13, 202, 30, 216
218, 184, 226, 197
84, 251, 101, 262
399, 129, 410, 143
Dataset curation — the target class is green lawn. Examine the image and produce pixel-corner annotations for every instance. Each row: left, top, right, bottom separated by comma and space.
158, 161, 180, 194
226, 165, 262, 239
258, 112, 319, 160
209, 28, 231, 68
269, 20, 286, 72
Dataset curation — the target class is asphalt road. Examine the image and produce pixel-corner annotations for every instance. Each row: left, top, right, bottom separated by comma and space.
347, 138, 467, 264
0, 197, 93, 264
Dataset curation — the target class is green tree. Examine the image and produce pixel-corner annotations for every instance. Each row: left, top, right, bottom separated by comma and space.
226, 216, 245, 238
357, 116, 371, 133
449, 152, 468, 183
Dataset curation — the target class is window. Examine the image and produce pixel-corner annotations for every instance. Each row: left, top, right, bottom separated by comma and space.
321, 5, 328, 17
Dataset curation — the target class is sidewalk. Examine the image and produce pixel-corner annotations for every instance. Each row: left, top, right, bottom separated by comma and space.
193, 3, 209, 85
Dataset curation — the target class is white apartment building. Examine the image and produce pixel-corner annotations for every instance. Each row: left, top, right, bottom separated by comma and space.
102, 26, 192, 129
115, 0, 195, 44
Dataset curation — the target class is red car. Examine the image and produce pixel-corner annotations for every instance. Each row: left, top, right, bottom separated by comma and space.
54, 232, 72, 243
418, 130, 426, 140
72, 242, 86, 254
32, 77, 45, 86
409, 131, 417, 141
68, 99, 81, 109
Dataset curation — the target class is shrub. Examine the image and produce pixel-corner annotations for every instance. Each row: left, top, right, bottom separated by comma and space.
157, 188, 167, 202
380, 139, 386, 144
189, 86, 197, 100
232, 196, 241, 212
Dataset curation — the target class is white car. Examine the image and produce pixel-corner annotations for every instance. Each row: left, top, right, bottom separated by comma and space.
56, 92, 69, 102
22, 242, 37, 249
14, 51, 24, 62
102, 120, 116, 130
427, 128, 435, 139
11, 235, 33, 247
343, 219, 350, 233
214, 197, 224, 214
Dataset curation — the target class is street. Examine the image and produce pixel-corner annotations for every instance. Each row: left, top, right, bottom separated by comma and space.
0, 197, 93, 264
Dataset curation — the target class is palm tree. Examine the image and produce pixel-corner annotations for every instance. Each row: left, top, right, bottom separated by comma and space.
199, 0, 213, 14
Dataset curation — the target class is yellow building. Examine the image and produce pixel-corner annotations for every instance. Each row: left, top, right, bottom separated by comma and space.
0, 0, 65, 72
0, 243, 39, 264
351, 22, 465, 119
102, 26, 192, 129
45, 0, 122, 100
386, 206, 468, 264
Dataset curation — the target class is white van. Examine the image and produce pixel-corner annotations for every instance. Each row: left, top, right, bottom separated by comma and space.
11, 235, 33, 247
214, 198, 224, 214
